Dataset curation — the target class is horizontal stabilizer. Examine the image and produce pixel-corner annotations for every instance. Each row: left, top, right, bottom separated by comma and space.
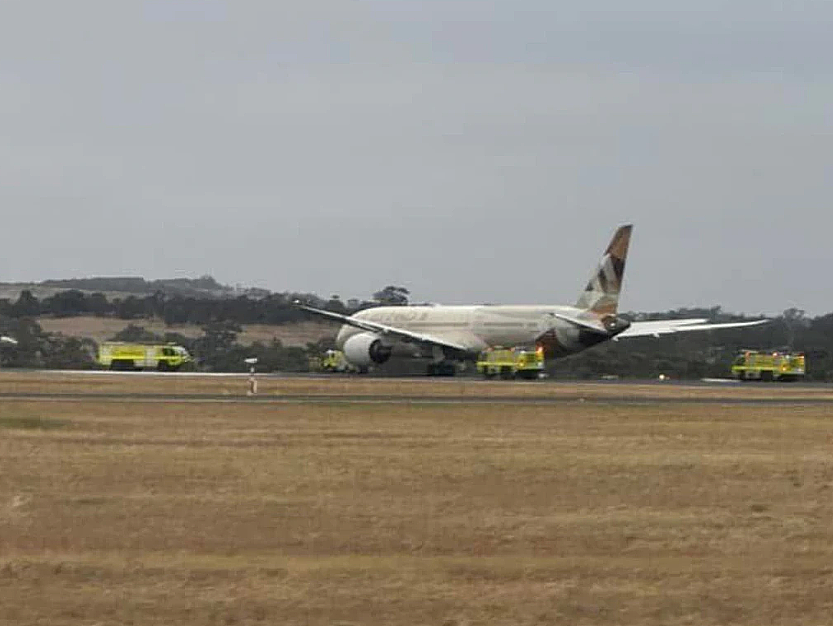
615, 318, 768, 340
548, 312, 609, 334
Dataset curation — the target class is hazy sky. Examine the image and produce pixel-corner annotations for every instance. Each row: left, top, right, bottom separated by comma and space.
1, 1, 831, 315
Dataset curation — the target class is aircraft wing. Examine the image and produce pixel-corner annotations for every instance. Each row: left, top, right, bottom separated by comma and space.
614, 318, 768, 339
295, 303, 478, 354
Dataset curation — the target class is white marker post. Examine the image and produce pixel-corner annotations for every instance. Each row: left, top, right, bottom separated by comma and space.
244, 357, 258, 395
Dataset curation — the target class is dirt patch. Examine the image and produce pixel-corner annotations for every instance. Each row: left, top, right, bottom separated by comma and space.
0, 415, 66, 430
36, 316, 335, 346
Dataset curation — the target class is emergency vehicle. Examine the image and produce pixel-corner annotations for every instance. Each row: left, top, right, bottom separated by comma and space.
97, 342, 193, 371
731, 350, 805, 381
476, 346, 545, 380
320, 349, 360, 373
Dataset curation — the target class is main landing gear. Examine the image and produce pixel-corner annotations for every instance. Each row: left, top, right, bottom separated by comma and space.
426, 361, 457, 377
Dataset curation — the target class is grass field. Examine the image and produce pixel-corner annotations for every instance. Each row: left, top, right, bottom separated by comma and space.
36, 316, 334, 347
1, 375, 832, 624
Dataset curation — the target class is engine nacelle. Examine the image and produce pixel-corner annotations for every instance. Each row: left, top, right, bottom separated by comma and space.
601, 315, 631, 335
342, 332, 392, 367
538, 315, 631, 358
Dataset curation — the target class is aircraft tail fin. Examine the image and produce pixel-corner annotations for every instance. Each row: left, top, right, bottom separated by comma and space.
575, 224, 632, 315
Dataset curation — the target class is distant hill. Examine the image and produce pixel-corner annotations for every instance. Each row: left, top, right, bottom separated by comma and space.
0, 275, 271, 300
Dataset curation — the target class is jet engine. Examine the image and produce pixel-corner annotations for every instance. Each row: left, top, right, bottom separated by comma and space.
342, 332, 393, 367
537, 313, 631, 358
601, 315, 631, 335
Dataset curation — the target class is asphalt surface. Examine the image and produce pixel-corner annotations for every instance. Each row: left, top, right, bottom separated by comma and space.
17, 368, 833, 387
1, 391, 831, 406
2, 369, 831, 405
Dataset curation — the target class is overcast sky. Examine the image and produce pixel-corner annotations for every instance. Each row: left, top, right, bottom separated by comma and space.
1, 1, 831, 315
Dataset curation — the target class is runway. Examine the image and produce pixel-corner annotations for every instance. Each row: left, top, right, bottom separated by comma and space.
2, 394, 833, 406
1, 369, 832, 405
0, 383, 833, 410
20, 368, 833, 387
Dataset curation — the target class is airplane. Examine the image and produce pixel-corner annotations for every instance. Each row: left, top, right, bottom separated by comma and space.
296, 224, 767, 375
0, 336, 17, 345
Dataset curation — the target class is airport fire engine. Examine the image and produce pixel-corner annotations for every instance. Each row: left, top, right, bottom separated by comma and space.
320, 349, 360, 373
730, 350, 805, 381
476, 346, 545, 380
97, 342, 193, 371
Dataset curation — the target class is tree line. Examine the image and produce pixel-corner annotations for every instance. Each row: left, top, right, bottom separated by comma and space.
0, 285, 408, 373
0, 286, 410, 325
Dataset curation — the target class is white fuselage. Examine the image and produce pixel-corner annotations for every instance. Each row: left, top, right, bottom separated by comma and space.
335, 304, 600, 360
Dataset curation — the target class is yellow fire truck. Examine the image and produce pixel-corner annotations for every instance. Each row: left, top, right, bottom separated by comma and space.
320, 349, 360, 373
477, 346, 545, 380
97, 342, 193, 371
731, 350, 805, 382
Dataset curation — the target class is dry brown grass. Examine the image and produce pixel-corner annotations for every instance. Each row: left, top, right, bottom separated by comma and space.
1, 378, 832, 624
37, 316, 334, 347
